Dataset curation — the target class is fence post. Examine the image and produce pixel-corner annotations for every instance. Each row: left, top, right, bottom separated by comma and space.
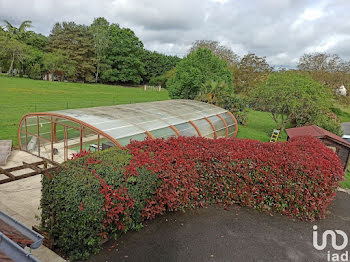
144, 85, 147, 91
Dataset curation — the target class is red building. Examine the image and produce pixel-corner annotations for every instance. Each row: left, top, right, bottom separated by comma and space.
286, 125, 350, 172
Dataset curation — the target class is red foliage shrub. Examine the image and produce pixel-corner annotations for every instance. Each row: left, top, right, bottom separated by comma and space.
71, 149, 92, 159
126, 136, 344, 221
94, 172, 135, 238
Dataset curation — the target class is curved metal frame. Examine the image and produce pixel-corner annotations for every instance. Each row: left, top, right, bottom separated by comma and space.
170, 125, 181, 137
189, 120, 202, 137
204, 117, 217, 139
216, 114, 229, 138
145, 131, 155, 140
226, 111, 239, 138
18, 113, 124, 152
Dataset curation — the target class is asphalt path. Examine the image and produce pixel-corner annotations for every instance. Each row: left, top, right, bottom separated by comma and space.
342, 122, 350, 135
88, 192, 350, 262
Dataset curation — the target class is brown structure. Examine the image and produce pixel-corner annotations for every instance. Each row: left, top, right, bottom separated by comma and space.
286, 125, 350, 171
43, 70, 64, 81
0, 159, 59, 184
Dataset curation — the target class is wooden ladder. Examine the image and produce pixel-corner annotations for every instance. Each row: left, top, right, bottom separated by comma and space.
270, 129, 280, 142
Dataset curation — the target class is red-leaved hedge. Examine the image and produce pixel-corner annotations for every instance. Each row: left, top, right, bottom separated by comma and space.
41, 136, 344, 259
126, 136, 344, 221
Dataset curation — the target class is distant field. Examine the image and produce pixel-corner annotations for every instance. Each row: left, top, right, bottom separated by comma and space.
0, 76, 169, 146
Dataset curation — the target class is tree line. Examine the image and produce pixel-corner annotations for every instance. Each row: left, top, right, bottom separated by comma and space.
0, 18, 181, 84
165, 40, 350, 135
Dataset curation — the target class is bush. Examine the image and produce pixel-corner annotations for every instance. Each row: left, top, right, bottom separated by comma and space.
167, 48, 233, 99
195, 80, 249, 125
41, 148, 157, 260
41, 136, 344, 260
27, 63, 42, 80
149, 68, 175, 88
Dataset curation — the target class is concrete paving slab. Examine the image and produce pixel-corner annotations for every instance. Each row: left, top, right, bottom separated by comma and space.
0, 150, 65, 262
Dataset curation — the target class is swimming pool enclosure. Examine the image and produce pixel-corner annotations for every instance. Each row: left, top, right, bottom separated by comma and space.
18, 99, 238, 163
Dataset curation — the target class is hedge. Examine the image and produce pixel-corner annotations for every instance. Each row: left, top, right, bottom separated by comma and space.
40, 136, 344, 260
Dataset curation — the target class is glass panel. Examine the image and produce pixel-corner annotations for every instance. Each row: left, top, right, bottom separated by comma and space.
221, 112, 234, 126
53, 123, 65, 142
220, 112, 236, 137
174, 122, 198, 137
107, 125, 146, 139
20, 122, 26, 150
193, 118, 214, 138
26, 135, 38, 155
26, 116, 38, 135
207, 115, 226, 137
39, 138, 52, 160
39, 116, 52, 141
150, 127, 177, 139
117, 132, 148, 147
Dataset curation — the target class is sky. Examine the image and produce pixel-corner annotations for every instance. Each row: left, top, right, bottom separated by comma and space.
1, 0, 350, 68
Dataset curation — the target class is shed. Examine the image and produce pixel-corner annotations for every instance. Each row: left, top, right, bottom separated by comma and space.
18, 99, 238, 163
286, 125, 350, 171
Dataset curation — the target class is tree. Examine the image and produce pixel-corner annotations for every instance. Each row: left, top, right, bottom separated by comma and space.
48, 22, 96, 82
298, 53, 350, 92
42, 51, 76, 79
149, 68, 176, 88
142, 50, 181, 83
195, 80, 248, 124
234, 53, 273, 94
252, 71, 333, 133
101, 24, 145, 84
90, 17, 110, 83
167, 48, 233, 99
189, 40, 239, 67
2, 20, 32, 75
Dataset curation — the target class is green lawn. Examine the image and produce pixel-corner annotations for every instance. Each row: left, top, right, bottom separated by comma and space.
341, 163, 350, 189
0, 76, 169, 146
236, 110, 288, 142
332, 101, 350, 123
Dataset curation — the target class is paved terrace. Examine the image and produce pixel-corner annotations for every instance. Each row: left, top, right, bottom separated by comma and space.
0, 150, 65, 262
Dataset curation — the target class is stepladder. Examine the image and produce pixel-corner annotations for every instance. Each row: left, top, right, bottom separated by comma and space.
270, 129, 280, 142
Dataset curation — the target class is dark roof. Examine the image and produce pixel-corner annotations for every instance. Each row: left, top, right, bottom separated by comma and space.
286, 125, 350, 148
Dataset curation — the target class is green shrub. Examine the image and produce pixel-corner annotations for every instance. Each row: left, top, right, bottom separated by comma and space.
167, 48, 233, 99
27, 63, 42, 80
149, 68, 175, 88
195, 80, 248, 124
40, 148, 157, 260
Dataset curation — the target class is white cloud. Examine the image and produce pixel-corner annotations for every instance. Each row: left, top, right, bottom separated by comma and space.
1, 0, 350, 67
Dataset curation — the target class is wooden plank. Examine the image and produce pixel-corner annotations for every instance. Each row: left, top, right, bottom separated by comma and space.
0, 167, 15, 180
22, 162, 42, 173
4, 161, 45, 172
0, 167, 59, 185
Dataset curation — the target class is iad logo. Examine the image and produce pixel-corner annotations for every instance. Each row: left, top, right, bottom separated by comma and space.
313, 225, 349, 261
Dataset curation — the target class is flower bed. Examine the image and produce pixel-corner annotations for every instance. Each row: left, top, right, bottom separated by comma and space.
40, 136, 344, 260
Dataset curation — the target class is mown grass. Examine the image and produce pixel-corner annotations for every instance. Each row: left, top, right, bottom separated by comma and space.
331, 100, 350, 123
340, 163, 350, 189
0, 76, 169, 146
236, 110, 288, 142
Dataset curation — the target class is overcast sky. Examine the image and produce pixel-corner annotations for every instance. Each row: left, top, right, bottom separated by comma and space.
1, 0, 349, 68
